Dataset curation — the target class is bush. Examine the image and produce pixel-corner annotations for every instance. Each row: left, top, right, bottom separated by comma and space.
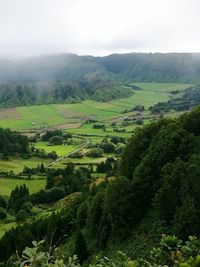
87, 148, 103, 158
115, 143, 126, 154
42, 130, 63, 141
69, 151, 84, 158
93, 124, 105, 129
49, 135, 63, 145
99, 141, 116, 153
30, 187, 66, 204
47, 151, 58, 160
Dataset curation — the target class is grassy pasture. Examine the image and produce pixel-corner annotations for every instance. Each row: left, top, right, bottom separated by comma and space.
34, 142, 77, 157
66, 123, 134, 138
131, 82, 192, 92
0, 83, 191, 130
49, 156, 106, 169
0, 178, 46, 196
0, 157, 48, 174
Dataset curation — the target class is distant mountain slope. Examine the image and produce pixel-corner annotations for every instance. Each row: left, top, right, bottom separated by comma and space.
0, 53, 200, 107
97, 53, 200, 83
0, 81, 133, 107
1, 53, 200, 83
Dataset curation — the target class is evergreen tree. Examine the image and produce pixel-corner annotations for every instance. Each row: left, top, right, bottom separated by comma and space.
74, 231, 88, 264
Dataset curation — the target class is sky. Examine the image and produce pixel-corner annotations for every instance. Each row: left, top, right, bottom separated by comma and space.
0, 0, 200, 57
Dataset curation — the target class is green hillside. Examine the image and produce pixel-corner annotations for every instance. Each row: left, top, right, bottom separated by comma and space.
0, 83, 191, 130
1, 107, 200, 265
0, 53, 200, 107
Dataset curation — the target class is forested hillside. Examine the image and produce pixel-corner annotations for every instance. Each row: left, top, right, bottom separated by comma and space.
150, 84, 200, 113
1, 107, 200, 265
1, 53, 200, 83
0, 81, 132, 107
0, 53, 200, 107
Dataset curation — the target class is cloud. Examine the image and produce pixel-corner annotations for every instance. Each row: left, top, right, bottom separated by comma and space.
0, 0, 199, 57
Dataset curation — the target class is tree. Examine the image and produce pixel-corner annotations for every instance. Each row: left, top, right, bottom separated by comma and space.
87, 148, 103, 158
99, 141, 116, 153
16, 209, 29, 222
0, 196, 6, 209
96, 159, 112, 173
0, 208, 7, 220
40, 163, 45, 173
74, 231, 88, 264
49, 135, 63, 145
103, 176, 134, 238
21, 201, 33, 215
115, 143, 126, 154
8, 185, 29, 212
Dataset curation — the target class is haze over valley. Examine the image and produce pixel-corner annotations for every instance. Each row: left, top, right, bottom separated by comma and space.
0, 1, 200, 266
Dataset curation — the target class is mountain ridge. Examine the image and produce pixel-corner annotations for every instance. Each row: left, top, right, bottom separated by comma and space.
1, 52, 200, 83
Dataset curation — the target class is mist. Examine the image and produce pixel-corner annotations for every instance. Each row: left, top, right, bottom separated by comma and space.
0, 0, 200, 58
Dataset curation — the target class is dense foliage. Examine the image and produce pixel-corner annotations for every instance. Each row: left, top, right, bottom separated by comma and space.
9, 235, 200, 267
1, 107, 200, 265
1, 53, 200, 83
0, 128, 29, 157
1, 53, 200, 107
0, 80, 132, 107
150, 85, 200, 113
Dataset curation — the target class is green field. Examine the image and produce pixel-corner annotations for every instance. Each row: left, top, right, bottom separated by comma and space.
131, 82, 192, 92
0, 83, 191, 130
0, 83, 193, 175
0, 178, 46, 196
50, 156, 107, 169
34, 142, 78, 157
0, 157, 49, 174
66, 123, 134, 137
0, 82, 196, 245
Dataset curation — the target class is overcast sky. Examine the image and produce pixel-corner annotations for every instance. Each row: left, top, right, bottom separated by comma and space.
0, 0, 200, 57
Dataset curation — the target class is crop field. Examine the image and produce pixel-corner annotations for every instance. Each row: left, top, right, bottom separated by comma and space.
0, 178, 46, 196
0, 83, 192, 130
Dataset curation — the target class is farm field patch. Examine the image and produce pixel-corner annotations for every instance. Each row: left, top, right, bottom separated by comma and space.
0, 83, 191, 130
0, 157, 48, 174
0, 178, 46, 196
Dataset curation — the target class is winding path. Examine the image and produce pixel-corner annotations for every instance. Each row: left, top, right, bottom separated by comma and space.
45, 138, 90, 167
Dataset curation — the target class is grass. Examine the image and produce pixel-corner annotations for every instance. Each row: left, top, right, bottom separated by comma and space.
0, 157, 49, 174
0, 83, 192, 130
67, 123, 134, 138
0, 82, 194, 239
131, 82, 192, 92
34, 142, 78, 157
49, 156, 106, 169
0, 178, 46, 196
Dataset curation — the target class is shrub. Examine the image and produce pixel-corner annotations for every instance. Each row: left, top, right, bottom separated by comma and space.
49, 135, 63, 145
87, 148, 103, 158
